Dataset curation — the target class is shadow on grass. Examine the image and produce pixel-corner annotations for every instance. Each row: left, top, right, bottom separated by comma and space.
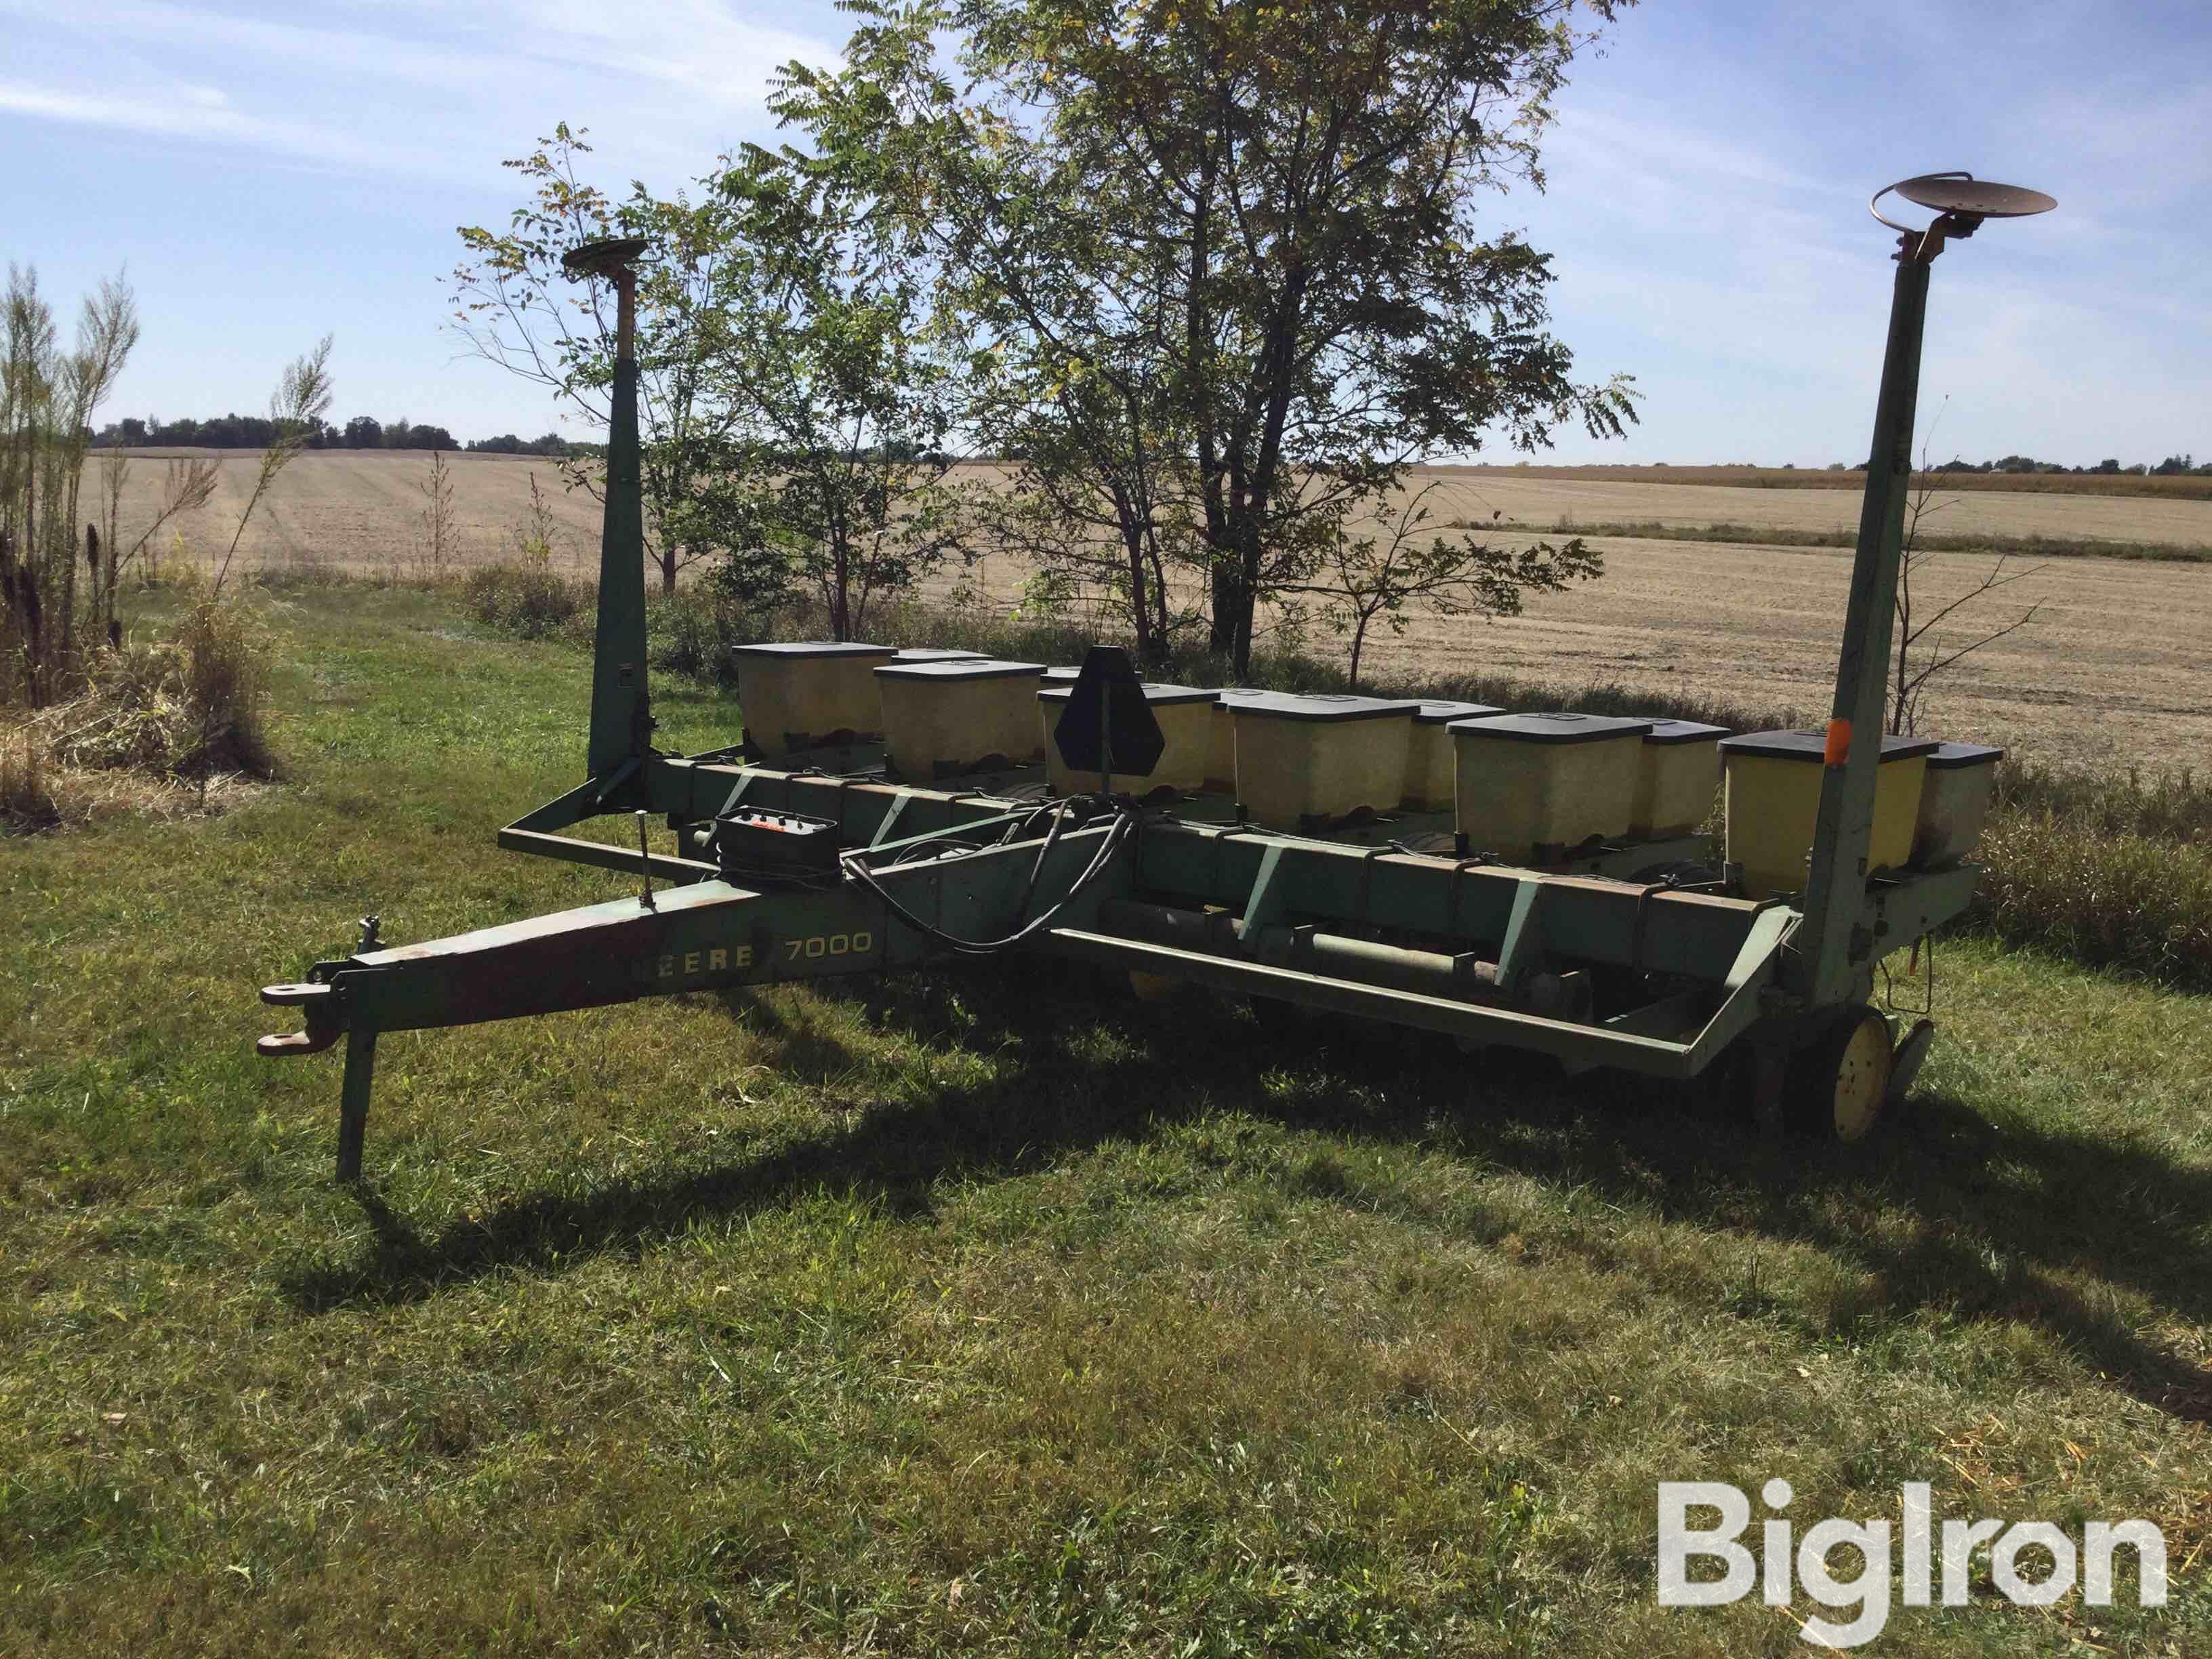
284, 962, 2212, 1422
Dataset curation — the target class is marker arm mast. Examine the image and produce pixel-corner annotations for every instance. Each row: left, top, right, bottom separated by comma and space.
1795, 175, 2054, 1005
1796, 240, 1931, 1004
586, 253, 652, 783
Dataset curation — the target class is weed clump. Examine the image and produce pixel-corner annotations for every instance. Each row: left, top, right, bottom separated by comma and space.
0, 721, 56, 827
461, 562, 592, 642
172, 599, 274, 776
1975, 805, 2212, 989
644, 585, 775, 684
51, 602, 270, 778
2, 598, 276, 830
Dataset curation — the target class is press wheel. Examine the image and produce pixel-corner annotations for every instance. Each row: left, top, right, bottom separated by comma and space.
1790, 1006, 1894, 1143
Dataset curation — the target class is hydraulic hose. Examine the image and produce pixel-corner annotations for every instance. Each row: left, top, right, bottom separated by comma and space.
840, 798, 1134, 956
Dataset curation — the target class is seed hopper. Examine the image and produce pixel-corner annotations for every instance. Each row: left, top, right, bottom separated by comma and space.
260, 175, 2052, 1179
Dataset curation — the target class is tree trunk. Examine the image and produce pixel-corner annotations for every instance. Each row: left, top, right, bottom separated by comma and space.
1121, 523, 1153, 663
1208, 560, 1241, 657
1233, 519, 1263, 677
1207, 470, 1251, 665
1143, 533, 1172, 665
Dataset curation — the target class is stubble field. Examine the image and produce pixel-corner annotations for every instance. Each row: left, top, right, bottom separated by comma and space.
117, 450, 2212, 768
923, 470, 2212, 771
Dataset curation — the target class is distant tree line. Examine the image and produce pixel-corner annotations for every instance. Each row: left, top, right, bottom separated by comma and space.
1931, 453, 2209, 478
89, 413, 600, 457
464, 430, 603, 457
1830, 452, 2211, 477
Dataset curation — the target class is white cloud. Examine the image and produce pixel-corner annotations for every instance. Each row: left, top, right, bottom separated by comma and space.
0, 77, 384, 165
0, 0, 842, 184
1545, 103, 1835, 200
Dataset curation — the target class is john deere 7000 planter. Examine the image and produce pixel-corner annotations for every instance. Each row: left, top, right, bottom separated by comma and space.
260, 174, 2053, 1181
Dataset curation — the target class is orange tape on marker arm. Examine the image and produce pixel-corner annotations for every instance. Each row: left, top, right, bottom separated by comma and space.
1824, 718, 1851, 766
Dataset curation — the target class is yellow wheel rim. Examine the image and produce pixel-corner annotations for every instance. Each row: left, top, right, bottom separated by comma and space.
1831, 1015, 1893, 1142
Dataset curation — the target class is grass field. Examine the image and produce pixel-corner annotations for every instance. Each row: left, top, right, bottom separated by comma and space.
3, 588, 2207, 1656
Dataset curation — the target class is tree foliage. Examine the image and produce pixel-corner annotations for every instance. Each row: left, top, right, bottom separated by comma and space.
451, 4, 1637, 660
92, 412, 469, 451
672, 144, 976, 638
452, 125, 971, 626
779, 0, 1637, 672
466, 431, 583, 457
451, 125, 747, 594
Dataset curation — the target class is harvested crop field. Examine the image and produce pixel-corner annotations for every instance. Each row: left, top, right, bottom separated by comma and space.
117, 451, 2212, 769
1404, 467, 2212, 546
921, 486, 2212, 771
1424, 461, 2212, 503
112, 447, 609, 578
1401, 535, 2210, 771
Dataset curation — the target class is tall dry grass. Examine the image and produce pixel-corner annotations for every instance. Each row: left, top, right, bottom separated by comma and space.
0, 718, 55, 826
2, 591, 276, 830
2, 266, 138, 708
1973, 816, 2212, 987
1992, 758, 2212, 844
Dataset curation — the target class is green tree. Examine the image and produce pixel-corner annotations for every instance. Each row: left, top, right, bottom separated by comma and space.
676, 146, 975, 638
455, 125, 975, 632
452, 127, 761, 597
784, 0, 1635, 674
958, 339, 1198, 661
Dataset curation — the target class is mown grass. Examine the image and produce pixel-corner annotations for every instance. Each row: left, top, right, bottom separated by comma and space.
1462, 518, 2212, 565
3, 586, 2209, 1656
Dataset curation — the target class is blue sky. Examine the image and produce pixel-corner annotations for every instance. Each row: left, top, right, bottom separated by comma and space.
4, 0, 2205, 466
